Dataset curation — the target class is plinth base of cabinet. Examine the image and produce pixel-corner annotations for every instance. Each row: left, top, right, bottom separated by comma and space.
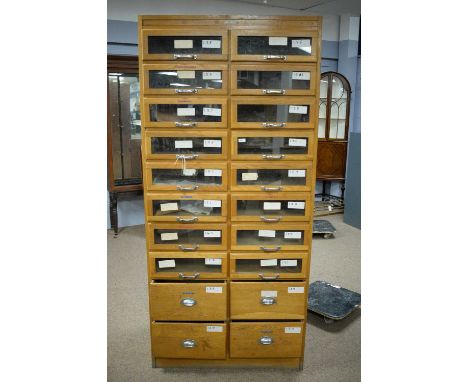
153, 357, 303, 369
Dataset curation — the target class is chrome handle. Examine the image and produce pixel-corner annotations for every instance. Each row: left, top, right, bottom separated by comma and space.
260, 297, 277, 305
179, 273, 200, 279
180, 298, 197, 307
259, 336, 274, 345
175, 89, 198, 94
260, 216, 282, 223
262, 154, 284, 160
176, 154, 199, 160
174, 54, 198, 60
262, 122, 285, 128
178, 244, 200, 251
260, 246, 281, 252
259, 273, 280, 280
263, 89, 285, 95
175, 122, 197, 127
176, 216, 199, 223
261, 186, 283, 192
177, 185, 199, 191
182, 339, 197, 348
263, 55, 287, 60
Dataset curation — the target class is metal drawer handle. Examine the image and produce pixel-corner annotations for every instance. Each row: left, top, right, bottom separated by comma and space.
259, 336, 274, 345
262, 154, 284, 160
175, 89, 198, 94
176, 154, 199, 160
177, 185, 199, 191
260, 246, 281, 252
178, 272, 200, 279
262, 122, 285, 128
260, 297, 277, 305
182, 339, 197, 348
263, 89, 285, 95
263, 55, 287, 60
178, 244, 200, 251
260, 216, 282, 223
175, 122, 197, 127
180, 297, 197, 307
259, 273, 280, 280
176, 216, 199, 223
261, 186, 283, 192
174, 54, 198, 60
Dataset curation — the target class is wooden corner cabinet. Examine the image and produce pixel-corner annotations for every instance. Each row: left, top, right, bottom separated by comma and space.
138, 15, 322, 369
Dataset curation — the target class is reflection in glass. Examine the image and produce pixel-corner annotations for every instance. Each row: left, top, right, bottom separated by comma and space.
237, 70, 310, 90
318, 77, 328, 139
152, 199, 222, 217
237, 36, 312, 56
156, 258, 222, 273
237, 137, 308, 155
148, 36, 222, 55
329, 76, 348, 139
237, 104, 309, 123
152, 169, 222, 186
151, 137, 222, 155
236, 200, 306, 217
236, 169, 307, 186
149, 104, 222, 122
149, 70, 222, 90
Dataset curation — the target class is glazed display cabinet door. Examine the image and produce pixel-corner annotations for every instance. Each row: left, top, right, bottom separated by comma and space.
231, 130, 314, 161
142, 63, 228, 95
142, 29, 228, 61
146, 192, 227, 223
149, 252, 227, 280
230, 161, 313, 192
231, 192, 311, 222
231, 64, 316, 96
231, 30, 318, 62
230, 252, 308, 280
145, 161, 227, 192
231, 223, 311, 252
147, 222, 227, 251
144, 130, 228, 161
144, 97, 227, 129
231, 96, 315, 129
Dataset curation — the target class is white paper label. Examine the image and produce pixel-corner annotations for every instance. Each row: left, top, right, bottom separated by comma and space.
288, 169, 306, 178
203, 107, 222, 116
206, 325, 223, 332
203, 139, 221, 148
205, 258, 222, 265
288, 201, 305, 209
328, 205, 333, 212
204, 199, 221, 208
285, 327, 302, 334
177, 107, 196, 116
202, 39, 221, 49
160, 202, 178, 212
284, 231, 302, 239
206, 286, 223, 293
288, 138, 307, 147
289, 105, 308, 114
238, 138, 246, 143
177, 70, 195, 79
160, 232, 178, 241
264, 202, 281, 210
174, 40, 193, 49
261, 290, 278, 297
204, 169, 222, 177
242, 172, 258, 181
259, 230, 276, 238
292, 39, 311, 48
158, 259, 176, 269
269, 37, 288, 46
204, 230, 221, 238
288, 286, 304, 294
261, 259, 278, 267
292, 72, 310, 80
175, 140, 193, 148
281, 260, 298, 267
182, 168, 196, 176
202, 71, 221, 80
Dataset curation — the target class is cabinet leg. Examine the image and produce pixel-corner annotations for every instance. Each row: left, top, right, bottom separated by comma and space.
109, 192, 118, 237
152, 357, 157, 368
299, 359, 304, 371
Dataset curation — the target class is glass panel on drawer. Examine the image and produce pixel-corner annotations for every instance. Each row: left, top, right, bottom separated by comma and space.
155, 257, 222, 273
151, 137, 222, 155
237, 136, 308, 155
149, 69, 223, 91
237, 104, 309, 123
152, 168, 223, 187
235, 258, 303, 274
149, 104, 222, 123
236, 230, 305, 246
236, 199, 306, 217
154, 229, 222, 245
148, 35, 223, 55
237, 36, 312, 56
237, 70, 310, 90
152, 199, 222, 217
236, 169, 307, 186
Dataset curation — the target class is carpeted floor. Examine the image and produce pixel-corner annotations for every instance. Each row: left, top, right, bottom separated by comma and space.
108, 214, 361, 382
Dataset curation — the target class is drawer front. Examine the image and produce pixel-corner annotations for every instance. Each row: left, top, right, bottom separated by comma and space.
230, 281, 306, 319
152, 322, 227, 359
145, 161, 227, 192
143, 97, 227, 129
142, 63, 228, 95
231, 96, 315, 129
142, 29, 228, 61
149, 252, 227, 280
230, 161, 313, 192
149, 282, 227, 321
231, 29, 318, 62
147, 223, 227, 251
231, 63, 316, 96
231, 192, 311, 222
144, 130, 228, 161
230, 322, 303, 358
231, 223, 310, 252
146, 192, 227, 223
231, 130, 314, 161
230, 252, 308, 280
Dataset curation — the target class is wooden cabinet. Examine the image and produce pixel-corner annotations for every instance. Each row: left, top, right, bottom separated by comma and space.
139, 15, 321, 369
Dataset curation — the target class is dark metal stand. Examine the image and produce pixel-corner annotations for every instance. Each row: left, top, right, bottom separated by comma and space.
109, 192, 118, 238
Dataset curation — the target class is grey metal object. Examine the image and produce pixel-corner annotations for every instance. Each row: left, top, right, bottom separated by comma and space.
258, 336, 273, 345
180, 298, 197, 307
313, 219, 337, 239
260, 297, 277, 305
182, 339, 197, 348
178, 273, 200, 279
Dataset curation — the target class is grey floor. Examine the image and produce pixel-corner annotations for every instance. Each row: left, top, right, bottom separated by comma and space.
108, 214, 361, 382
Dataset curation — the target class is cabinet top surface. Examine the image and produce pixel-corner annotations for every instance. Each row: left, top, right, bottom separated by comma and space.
139, 15, 322, 21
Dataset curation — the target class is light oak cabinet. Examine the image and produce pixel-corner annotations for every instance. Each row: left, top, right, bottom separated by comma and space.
139, 15, 321, 369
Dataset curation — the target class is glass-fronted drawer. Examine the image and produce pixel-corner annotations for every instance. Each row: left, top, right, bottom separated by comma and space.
231, 96, 315, 129
144, 97, 227, 129
147, 223, 227, 251
231, 192, 311, 222
231, 130, 314, 161
145, 161, 227, 192
142, 29, 228, 61
230, 252, 308, 280
144, 130, 227, 161
231, 64, 316, 96
142, 63, 228, 95
146, 192, 227, 223
230, 161, 313, 192
231, 30, 318, 62
149, 252, 227, 279
231, 223, 311, 252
